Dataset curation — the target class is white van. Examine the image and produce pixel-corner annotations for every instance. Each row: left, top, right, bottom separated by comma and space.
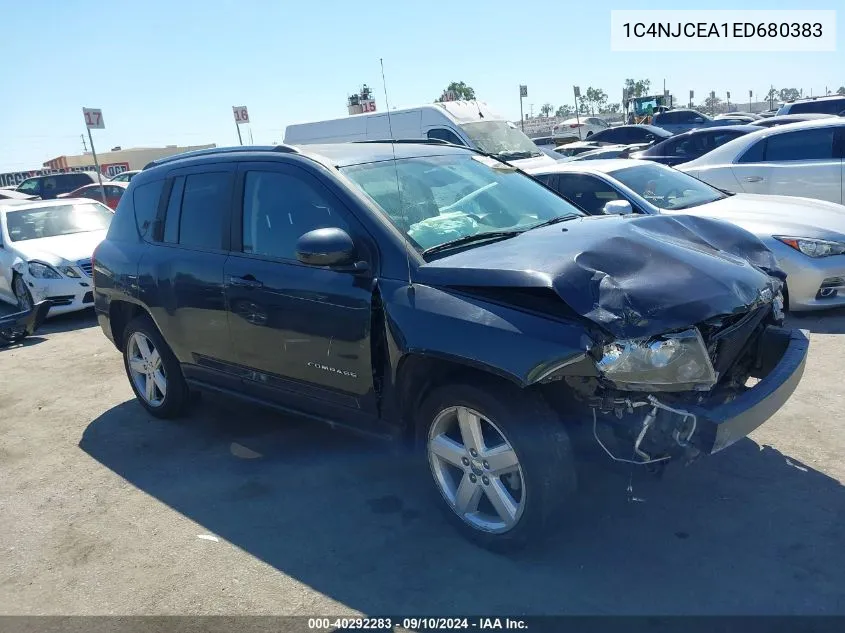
283, 101, 558, 170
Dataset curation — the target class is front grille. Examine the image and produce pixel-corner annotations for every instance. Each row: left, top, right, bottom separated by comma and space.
77, 258, 93, 277
82, 291, 93, 304
47, 295, 75, 306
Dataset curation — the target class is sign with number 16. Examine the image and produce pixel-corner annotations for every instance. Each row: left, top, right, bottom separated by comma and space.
233, 106, 250, 124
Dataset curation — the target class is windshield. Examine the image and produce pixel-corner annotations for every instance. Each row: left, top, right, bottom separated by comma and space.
341, 154, 583, 254
5, 202, 113, 242
609, 163, 726, 210
459, 121, 543, 160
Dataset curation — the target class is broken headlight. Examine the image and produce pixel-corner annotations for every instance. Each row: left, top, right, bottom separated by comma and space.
596, 328, 717, 392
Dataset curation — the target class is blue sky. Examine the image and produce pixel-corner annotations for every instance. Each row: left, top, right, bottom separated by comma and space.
1, 0, 841, 172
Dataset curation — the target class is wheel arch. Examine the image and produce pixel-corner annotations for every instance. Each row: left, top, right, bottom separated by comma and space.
393, 352, 527, 447
108, 300, 155, 351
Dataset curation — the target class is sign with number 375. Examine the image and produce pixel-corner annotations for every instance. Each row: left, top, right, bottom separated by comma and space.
83, 107, 105, 130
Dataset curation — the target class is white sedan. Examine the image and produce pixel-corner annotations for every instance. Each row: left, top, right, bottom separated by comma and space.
678, 118, 845, 204
0, 199, 113, 316
529, 159, 845, 311
553, 117, 609, 141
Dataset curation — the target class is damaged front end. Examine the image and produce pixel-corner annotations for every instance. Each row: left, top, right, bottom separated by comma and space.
0, 301, 50, 346
543, 283, 809, 468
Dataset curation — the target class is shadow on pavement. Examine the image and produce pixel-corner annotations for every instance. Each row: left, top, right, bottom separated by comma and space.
0, 335, 47, 351
79, 395, 845, 616
786, 308, 845, 334
38, 309, 99, 335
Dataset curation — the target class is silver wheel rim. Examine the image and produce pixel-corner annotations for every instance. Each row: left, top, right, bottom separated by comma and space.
427, 406, 526, 534
14, 276, 32, 311
126, 332, 167, 407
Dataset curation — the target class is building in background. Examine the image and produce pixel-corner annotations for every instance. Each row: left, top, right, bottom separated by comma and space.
42, 144, 216, 178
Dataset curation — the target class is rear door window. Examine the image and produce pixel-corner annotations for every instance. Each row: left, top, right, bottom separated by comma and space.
764, 128, 835, 161
159, 172, 231, 250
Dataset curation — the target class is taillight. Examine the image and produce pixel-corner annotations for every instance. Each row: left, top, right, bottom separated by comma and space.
569, 123, 583, 128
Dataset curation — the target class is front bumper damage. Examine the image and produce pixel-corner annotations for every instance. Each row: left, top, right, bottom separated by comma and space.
0, 301, 51, 345
587, 326, 809, 465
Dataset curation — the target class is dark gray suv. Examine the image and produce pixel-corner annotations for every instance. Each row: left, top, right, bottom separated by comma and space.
92, 143, 809, 550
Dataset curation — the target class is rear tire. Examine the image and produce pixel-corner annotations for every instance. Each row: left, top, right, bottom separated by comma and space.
122, 315, 189, 419
418, 378, 577, 552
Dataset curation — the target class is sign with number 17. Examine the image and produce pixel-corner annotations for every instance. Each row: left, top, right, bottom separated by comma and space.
83, 108, 105, 129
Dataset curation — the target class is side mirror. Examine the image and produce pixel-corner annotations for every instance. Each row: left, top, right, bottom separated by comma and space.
296, 227, 363, 270
604, 200, 633, 215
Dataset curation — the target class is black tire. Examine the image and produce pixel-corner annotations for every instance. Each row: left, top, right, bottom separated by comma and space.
586, 131, 593, 137
122, 315, 189, 419
417, 378, 577, 552
12, 273, 33, 312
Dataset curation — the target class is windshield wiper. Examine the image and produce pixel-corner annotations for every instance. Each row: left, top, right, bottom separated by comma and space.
495, 150, 533, 160
524, 215, 581, 231
422, 230, 523, 256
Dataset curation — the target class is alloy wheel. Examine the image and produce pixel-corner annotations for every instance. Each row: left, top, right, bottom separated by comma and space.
126, 332, 167, 407
427, 406, 526, 533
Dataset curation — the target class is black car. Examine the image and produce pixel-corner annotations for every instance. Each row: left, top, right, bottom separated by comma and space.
586, 125, 672, 147
16, 171, 101, 200
93, 143, 808, 550
630, 125, 758, 166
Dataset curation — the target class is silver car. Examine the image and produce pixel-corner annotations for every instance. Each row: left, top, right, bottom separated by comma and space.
529, 159, 845, 311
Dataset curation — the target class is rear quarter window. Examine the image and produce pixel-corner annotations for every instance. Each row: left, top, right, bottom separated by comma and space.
737, 139, 766, 163
108, 179, 164, 241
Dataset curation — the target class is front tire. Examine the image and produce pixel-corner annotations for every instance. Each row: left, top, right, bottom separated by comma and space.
418, 379, 576, 552
122, 315, 189, 418
13, 273, 33, 312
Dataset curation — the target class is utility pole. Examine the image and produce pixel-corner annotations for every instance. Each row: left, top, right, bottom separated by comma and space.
573, 86, 582, 139
81, 134, 88, 152
519, 85, 527, 131
529, 103, 534, 119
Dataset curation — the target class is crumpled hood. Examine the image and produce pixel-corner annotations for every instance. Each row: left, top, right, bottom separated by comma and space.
418, 214, 782, 339
666, 193, 845, 241
12, 230, 107, 267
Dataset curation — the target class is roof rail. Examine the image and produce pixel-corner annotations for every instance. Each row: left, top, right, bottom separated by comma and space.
142, 145, 299, 170
352, 138, 452, 146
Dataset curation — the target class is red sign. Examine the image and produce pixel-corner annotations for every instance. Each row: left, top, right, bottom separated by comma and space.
102, 162, 130, 178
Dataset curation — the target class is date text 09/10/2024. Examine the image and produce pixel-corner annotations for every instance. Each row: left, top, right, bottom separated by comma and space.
307, 617, 528, 630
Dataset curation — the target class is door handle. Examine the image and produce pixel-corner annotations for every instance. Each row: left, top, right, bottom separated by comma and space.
744, 176, 764, 183
228, 275, 263, 289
